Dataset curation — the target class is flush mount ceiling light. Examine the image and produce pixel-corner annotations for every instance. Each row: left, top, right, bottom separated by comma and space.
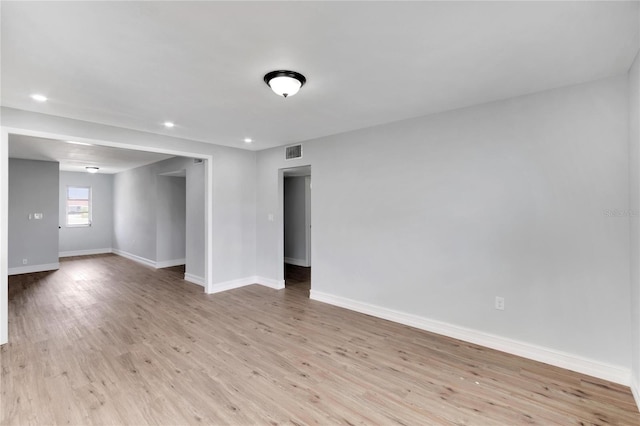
163, 121, 175, 128
243, 138, 253, 143
86, 167, 99, 174
264, 70, 306, 98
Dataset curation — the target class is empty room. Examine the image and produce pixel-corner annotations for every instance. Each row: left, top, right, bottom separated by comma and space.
2, 1, 640, 424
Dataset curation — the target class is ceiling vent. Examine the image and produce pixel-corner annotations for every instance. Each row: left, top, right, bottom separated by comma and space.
285, 144, 302, 160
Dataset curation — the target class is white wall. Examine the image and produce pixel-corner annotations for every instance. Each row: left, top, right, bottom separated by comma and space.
156, 175, 186, 266
629, 47, 640, 401
59, 171, 113, 256
8, 158, 60, 273
284, 176, 308, 265
257, 75, 632, 379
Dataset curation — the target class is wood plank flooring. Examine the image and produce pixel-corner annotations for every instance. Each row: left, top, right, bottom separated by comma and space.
1, 254, 639, 425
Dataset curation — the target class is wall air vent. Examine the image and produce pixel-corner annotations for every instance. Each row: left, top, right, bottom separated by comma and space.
285, 144, 303, 160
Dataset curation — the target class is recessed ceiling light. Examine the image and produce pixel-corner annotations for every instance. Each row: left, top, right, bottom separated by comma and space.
86, 167, 99, 174
30, 94, 48, 102
243, 138, 253, 143
66, 140, 92, 146
163, 121, 175, 128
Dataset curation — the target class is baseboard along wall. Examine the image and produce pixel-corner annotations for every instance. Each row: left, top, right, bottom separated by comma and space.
206, 276, 285, 295
284, 257, 309, 267
184, 273, 205, 287
8, 262, 60, 276
59, 248, 112, 258
309, 290, 631, 386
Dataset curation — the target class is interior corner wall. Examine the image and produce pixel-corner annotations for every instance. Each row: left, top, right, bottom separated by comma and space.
59, 171, 113, 255
156, 175, 186, 265
284, 176, 308, 265
211, 148, 257, 284
113, 157, 204, 275
8, 158, 59, 271
113, 163, 158, 263
629, 47, 640, 399
257, 75, 632, 372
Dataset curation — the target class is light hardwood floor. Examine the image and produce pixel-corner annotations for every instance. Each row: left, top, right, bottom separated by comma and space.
1, 254, 639, 425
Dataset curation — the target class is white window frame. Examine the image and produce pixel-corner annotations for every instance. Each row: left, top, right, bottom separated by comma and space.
66, 185, 92, 227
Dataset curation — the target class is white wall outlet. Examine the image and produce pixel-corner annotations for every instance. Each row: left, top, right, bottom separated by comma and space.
268, 213, 275, 222
495, 296, 505, 310
28, 213, 33, 220
34, 213, 43, 220
22, 259, 27, 265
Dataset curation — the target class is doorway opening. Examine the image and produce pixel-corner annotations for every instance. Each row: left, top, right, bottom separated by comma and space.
282, 166, 311, 296
1, 127, 214, 345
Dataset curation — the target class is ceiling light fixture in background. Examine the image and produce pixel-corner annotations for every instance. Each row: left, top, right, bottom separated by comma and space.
86, 167, 99, 174
243, 138, 253, 143
163, 121, 175, 128
264, 70, 306, 98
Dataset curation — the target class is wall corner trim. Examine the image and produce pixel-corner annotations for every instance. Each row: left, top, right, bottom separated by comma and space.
156, 258, 186, 269
284, 257, 309, 267
632, 375, 640, 412
8, 262, 60, 276
309, 290, 631, 386
59, 248, 112, 258
184, 273, 205, 287
205, 276, 285, 295
206, 276, 255, 294
112, 249, 155, 268
256, 276, 285, 290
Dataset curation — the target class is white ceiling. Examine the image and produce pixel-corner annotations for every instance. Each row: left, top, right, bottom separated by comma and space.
9, 135, 175, 174
1, 1, 638, 151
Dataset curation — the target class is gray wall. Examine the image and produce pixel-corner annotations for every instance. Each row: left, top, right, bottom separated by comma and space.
113, 163, 156, 260
113, 157, 204, 277
284, 176, 308, 265
156, 175, 186, 264
59, 171, 113, 255
257, 75, 631, 370
629, 48, 640, 394
8, 159, 59, 270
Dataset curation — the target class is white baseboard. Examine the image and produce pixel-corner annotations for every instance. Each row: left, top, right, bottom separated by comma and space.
256, 276, 285, 290
632, 376, 640, 412
284, 257, 309, 267
184, 273, 205, 287
59, 248, 112, 258
8, 262, 60, 276
207, 276, 256, 294
310, 290, 631, 386
204, 275, 285, 294
156, 258, 186, 269
112, 249, 155, 268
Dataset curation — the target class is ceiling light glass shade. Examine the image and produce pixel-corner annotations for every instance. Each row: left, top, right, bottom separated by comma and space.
264, 70, 306, 98
86, 167, 99, 173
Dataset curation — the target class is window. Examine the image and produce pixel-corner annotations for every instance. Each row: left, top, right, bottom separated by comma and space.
66, 186, 91, 227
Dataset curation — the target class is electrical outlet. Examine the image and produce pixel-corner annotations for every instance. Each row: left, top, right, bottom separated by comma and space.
495, 296, 505, 310
22, 258, 27, 265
